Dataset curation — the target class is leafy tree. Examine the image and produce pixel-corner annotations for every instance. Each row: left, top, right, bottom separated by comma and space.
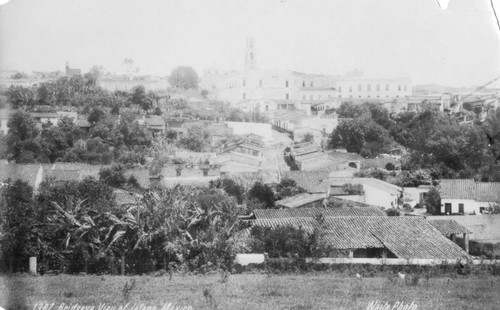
247, 182, 275, 209
397, 169, 433, 187
177, 125, 210, 152
5, 85, 35, 109
425, 186, 441, 215
10, 72, 28, 79
385, 162, 396, 171
88, 107, 106, 125
168, 66, 199, 89
89, 65, 105, 80
0, 180, 38, 272
386, 208, 401, 216
6, 111, 41, 162
99, 165, 127, 188
275, 178, 306, 199
152, 106, 163, 116
250, 225, 312, 258
130, 86, 152, 111
336, 102, 369, 118
329, 118, 392, 157
40, 125, 69, 162
209, 178, 245, 204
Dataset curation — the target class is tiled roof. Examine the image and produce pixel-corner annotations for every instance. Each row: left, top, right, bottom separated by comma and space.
274, 193, 326, 208
326, 196, 386, 210
330, 177, 402, 195
114, 189, 142, 206
0, 163, 42, 189
50, 163, 103, 179
30, 112, 58, 118
162, 176, 219, 188
252, 216, 469, 260
282, 171, 330, 193
45, 169, 82, 182
427, 219, 472, 236
253, 206, 386, 219
439, 179, 500, 202
144, 115, 165, 127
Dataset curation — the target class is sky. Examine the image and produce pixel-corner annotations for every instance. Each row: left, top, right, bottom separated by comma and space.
0, 0, 499, 87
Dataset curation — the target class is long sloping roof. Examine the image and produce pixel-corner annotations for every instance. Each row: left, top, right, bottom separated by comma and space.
253, 207, 386, 219
252, 216, 469, 260
439, 179, 500, 202
0, 163, 42, 189
274, 193, 326, 208
282, 171, 330, 193
330, 177, 402, 195
427, 219, 472, 236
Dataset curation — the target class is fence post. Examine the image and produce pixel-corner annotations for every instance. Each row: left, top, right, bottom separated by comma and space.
464, 233, 470, 253
349, 250, 353, 263
29, 257, 37, 274
382, 249, 387, 265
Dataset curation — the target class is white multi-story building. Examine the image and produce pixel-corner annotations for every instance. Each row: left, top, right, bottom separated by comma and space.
201, 38, 412, 111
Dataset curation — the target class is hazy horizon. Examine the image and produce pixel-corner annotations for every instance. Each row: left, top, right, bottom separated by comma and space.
1, 0, 499, 88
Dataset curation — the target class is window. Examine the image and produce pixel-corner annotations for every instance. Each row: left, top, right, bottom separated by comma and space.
302, 95, 306, 100
310, 81, 314, 87
338, 86, 342, 92
376, 84, 380, 91
367, 84, 372, 91
242, 93, 246, 100
302, 81, 305, 87
310, 95, 313, 100
404, 85, 407, 91
398, 84, 401, 91
242, 79, 246, 87
285, 80, 289, 87
385, 84, 389, 91
318, 95, 322, 99
358, 84, 362, 91
349, 86, 353, 92
259, 80, 263, 87
286, 93, 289, 99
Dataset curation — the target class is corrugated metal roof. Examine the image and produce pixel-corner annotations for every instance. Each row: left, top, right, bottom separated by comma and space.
439, 179, 500, 202
251, 216, 469, 260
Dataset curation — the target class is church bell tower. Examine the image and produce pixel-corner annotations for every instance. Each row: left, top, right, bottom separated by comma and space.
244, 37, 257, 71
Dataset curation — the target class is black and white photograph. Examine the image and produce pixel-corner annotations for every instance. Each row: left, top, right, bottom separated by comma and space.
0, 0, 500, 309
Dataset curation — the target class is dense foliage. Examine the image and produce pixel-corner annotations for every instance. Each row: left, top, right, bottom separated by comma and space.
330, 102, 500, 181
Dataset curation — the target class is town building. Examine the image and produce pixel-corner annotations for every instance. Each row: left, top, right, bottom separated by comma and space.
201, 39, 412, 110
439, 179, 500, 215
329, 177, 403, 209
65, 62, 81, 77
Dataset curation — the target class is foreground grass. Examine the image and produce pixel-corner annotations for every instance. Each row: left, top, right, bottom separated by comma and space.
0, 273, 499, 310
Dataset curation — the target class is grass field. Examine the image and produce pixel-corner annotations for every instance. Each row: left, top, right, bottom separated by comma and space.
0, 272, 499, 310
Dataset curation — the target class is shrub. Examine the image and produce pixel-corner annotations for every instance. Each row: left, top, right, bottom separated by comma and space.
385, 162, 396, 171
